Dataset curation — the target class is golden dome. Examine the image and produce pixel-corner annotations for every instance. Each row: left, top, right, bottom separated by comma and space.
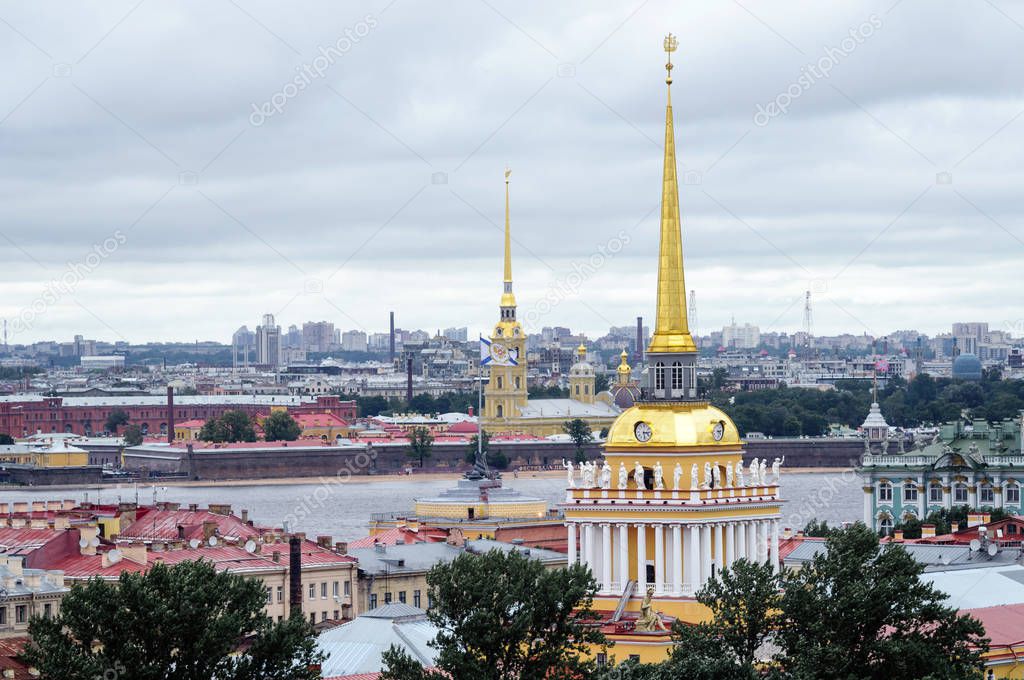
617, 349, 631, 375
605, 401, 741, 449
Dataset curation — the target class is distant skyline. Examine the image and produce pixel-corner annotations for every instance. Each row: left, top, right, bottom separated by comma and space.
1, 2, 1022, 344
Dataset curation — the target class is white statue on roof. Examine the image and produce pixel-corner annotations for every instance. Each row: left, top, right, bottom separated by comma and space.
653, 461, 664, 490
600, 461, 612, 490
735, 460, 745, 487
633, 461, 646, 490
673, 462, 683, 490
618, 462, 628, 490
563, 459, 575, 488
691, 464, 699, 490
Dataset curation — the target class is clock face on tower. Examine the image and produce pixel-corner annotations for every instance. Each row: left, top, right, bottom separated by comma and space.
712, 421, 725, 441
634, 421, 653, 443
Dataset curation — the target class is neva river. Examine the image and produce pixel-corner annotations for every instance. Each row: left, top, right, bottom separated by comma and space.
0, 471, 862, 542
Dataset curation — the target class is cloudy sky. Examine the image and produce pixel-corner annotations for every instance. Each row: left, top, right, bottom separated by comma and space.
1, 0, 1022, 345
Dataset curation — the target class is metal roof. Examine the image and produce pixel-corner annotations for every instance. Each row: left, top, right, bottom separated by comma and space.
316, 605, 438, 677
923, 565, 1024, 610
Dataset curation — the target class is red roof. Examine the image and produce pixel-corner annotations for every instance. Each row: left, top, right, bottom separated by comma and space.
119, 508, 261, 543
0, 638, 33, 680
963, 603, 1024, 649
176, 419, 206, 428
293, 413, 349, 428
0, 527, 67, 555
447, 420, 479, 434
347, 525, 448, 549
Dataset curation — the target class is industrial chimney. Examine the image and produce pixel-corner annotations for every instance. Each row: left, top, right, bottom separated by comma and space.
289, 535, 302, 618
166, 385, 175, 444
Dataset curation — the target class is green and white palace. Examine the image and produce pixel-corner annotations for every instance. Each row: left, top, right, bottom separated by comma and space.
859, 406, 1024, 534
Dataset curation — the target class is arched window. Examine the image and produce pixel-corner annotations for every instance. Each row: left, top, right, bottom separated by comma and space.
514, 376, 520, 390
980, 483, 994, 505
928, 481, 943, 504
953, 482, 969, 504
584, 385, 589, 395
575, 385, 580, 395
671, 361, 683, 391
141, 423, 149, 435
497, 376, 503, 390
903, 482, 918, 503
878, 481, 892, 503
879, 517, 893, 536
496, 404, 503, 418
1007, 482, 1021, 505
654, 362, 665, 390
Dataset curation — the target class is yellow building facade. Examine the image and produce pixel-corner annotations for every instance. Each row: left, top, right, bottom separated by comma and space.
562, 35, 783, 664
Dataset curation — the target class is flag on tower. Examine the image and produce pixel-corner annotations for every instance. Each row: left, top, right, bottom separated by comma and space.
480, 336, 518, 366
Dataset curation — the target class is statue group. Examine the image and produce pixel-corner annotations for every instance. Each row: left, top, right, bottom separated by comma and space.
563, 456, 784, 490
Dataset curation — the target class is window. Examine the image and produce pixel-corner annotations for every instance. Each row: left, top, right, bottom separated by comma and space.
0, 607, 6, 625
514, 377, 520, 389
575, 385, 579, 395
399, 591, 406, 604
497, 376, 503, 389
15, 605, 27, 624
333, 609, 339, 619
369, 594, 378, 609
903, 482, 918, 503
344, 581, 350, 596
384, 592, 392, 604
427, 594, 435, 609
414, 590, 421, 608
44, 603, 51, 618
265, 587, 272, 604
981, 484, 994, 505
879, 517, 893, 536
308, 583, 315, 600
878, 482, 892, 503
321, 582, 327, 599
332, 581, 339, 597
277, 586, 284, 603
671, 361, 683, 391
596, 652, 608, 666
321, 611, 328, 622
954, 483, 969, 504
929, 482, 943, 503
309, 613, 315, 624
496, 405, 503, 418
1008, 483, 1021, 504
654, 362, 665, 390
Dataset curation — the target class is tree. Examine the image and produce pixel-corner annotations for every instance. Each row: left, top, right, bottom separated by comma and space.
122, 424, 143, 447
380, 549, 605, 680
263, 411, 301, 442
23, 560, 323, 680
408, 426, 434, 468
775, 523, 988, 679
465, 430, 490, 464
0, 433, 14, 445
104, 408, 130, 434
199, 410, 257, 443
562, 418, 593, 463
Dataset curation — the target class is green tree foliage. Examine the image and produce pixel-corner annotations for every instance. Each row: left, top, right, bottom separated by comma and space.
529, 384, 569, 398
23, 560, 323, 680
0, 433, 14, 445
408, 426, 434, 467
562, 418, 593, 462
489, 448, 508, 470
104, 408, 130, 434
348, 391, 476, 418
802, 519, 839, 538
122, 424, 143, 447
594, 373, 610, 393
262, 411, 301, 442
775, 523, 988, 679
380, 549, 606, 680
198, 410, 257, 443
465, 430, 490, 464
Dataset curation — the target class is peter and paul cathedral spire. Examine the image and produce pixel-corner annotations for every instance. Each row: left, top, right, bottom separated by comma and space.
645, 34, 699, 401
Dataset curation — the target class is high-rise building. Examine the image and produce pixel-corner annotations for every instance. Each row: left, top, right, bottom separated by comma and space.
302, 321, 336, 353
284, 325, 302, 349
231, 326, 255, 368
442, 327, 468, 342
341, 330, 368, 352
256, 314, 282, 367
721, 321, 761, 349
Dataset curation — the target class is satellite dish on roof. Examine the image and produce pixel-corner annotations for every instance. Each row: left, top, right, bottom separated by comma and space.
90, 537, 100, 548
188, 539, 200, 549
208, 536, 218, 547
988, 542, 999, 557
244, 540, 257, 554
969, 539, 981, 552
79, 538, 88, 548
108, 549, 122, 564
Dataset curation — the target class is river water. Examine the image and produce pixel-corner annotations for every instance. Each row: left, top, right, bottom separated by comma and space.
0, 471, 862, 542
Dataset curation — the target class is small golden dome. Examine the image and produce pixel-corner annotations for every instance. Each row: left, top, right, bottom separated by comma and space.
605, 401, 741, 449
617, 350, 631, 375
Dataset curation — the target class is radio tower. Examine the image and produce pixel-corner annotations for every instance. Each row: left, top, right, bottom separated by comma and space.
688, 290, 698, 348
802, 291, 813, 355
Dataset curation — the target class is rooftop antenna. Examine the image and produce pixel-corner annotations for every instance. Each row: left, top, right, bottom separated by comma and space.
803, 291, 813, 355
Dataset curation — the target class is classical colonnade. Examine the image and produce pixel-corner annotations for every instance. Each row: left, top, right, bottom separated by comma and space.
567, 518, 780, 596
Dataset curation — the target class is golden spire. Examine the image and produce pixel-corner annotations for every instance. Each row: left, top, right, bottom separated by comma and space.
499, 167, 517, 310
648, 33, 697, 354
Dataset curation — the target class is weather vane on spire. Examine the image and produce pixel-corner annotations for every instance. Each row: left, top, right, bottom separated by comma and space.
664, 33, 678, 85
504, 167, 511, 182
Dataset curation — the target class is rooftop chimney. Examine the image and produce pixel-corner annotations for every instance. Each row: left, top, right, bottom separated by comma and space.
921, 524, 936, 538
289, 536, 302, 618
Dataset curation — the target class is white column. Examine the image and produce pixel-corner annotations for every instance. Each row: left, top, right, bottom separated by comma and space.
943, 475, 952, 511
771, 520, 780, 573
601, 523, 612, 593
713, 523, 724, 577
863, 480, 873, 527
700, 524, 713, 589
684, 525, 698, 596
736, 522, 747, 561
584, 523, 595, 573
746, 520, 757, 562
653, 524, 665, 595
672, 524, 682, 596
725, 523, 735, 570
618, 524, 629, 593
918, 475, 926, 517
567, 523, 577, 564
758, 521, 769, 563
995, 478, 1005, 509
636, 523, 647, 592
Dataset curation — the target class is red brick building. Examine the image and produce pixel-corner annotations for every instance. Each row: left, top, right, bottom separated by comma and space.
0, 394, 356, 438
